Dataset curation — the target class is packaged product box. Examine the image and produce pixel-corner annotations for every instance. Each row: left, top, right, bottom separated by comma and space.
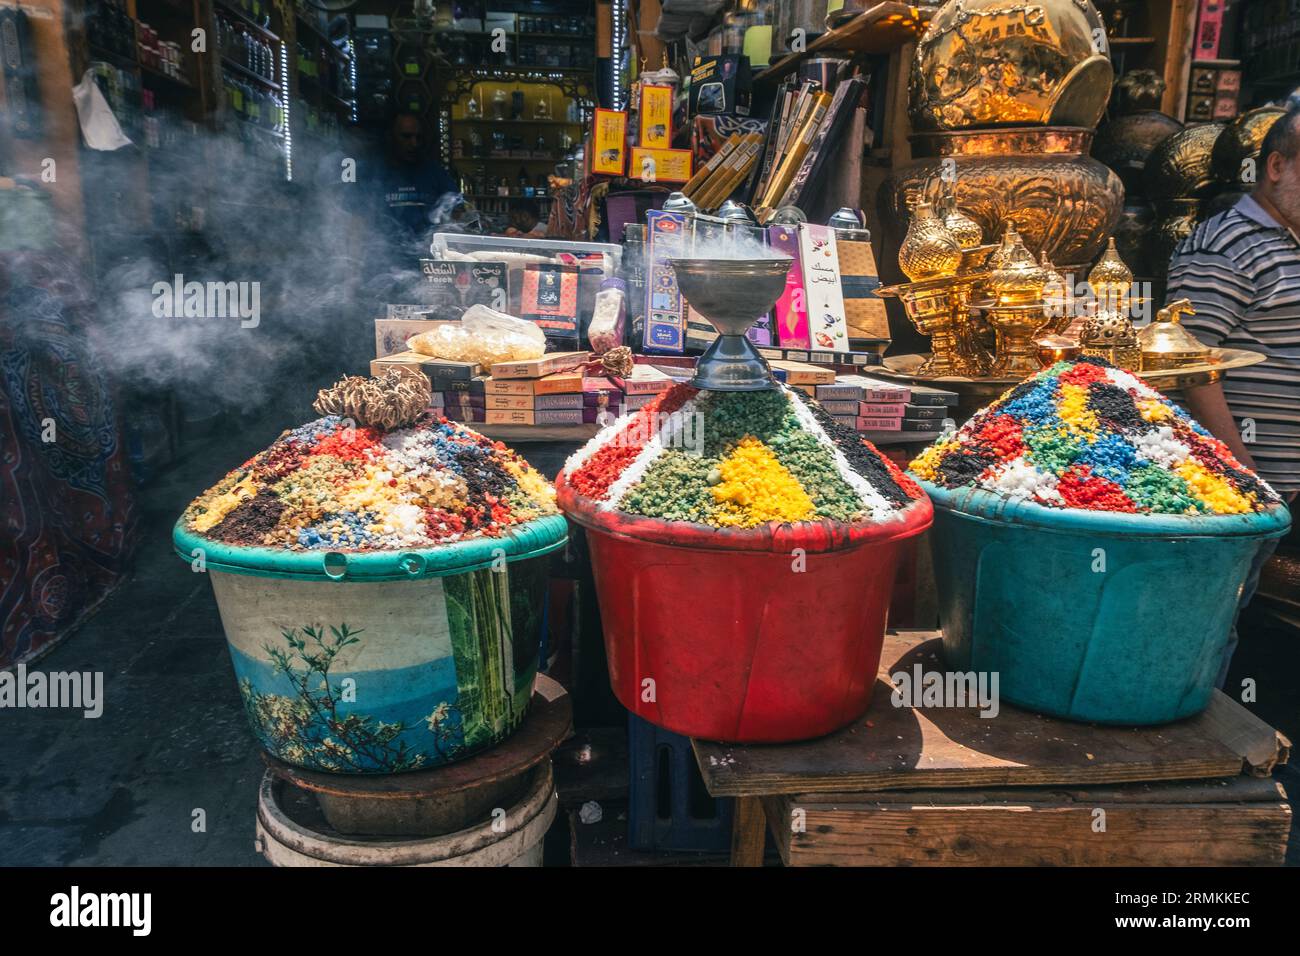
797, 224, 850, 351
643, 210, 690, 354
374, 319, 448, 358
418, 260, 509, 318
689, 54, 753, 116
370, 352, 481, 390
521, 263, 581, 349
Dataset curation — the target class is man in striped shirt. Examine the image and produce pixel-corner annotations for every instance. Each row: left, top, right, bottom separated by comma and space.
1166, 104, 1299, 685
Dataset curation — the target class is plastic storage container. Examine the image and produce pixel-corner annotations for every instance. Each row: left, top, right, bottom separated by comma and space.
174, 516, 567, 773
920, 480, 1291, 724
557, 476, 933, 742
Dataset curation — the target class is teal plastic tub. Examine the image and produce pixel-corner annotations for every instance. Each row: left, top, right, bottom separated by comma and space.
174, 516, 568, 773
918, 481, 1291, 725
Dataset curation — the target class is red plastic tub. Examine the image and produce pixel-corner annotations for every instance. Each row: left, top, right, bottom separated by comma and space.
557, 476, 933, 742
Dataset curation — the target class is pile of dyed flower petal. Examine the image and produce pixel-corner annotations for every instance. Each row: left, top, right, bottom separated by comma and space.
561, 384, 925, 528
909, 357, 1281, 515
183, 413, 557, 550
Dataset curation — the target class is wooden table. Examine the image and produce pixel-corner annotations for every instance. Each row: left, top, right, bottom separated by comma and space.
694, 631, 1292, 867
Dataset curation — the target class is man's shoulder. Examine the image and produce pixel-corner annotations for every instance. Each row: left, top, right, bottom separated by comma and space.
1175, 207, 1259, 260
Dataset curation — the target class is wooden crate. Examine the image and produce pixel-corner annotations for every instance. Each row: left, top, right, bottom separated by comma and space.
694, 631, 1292, 866
764, 777, 1290, 866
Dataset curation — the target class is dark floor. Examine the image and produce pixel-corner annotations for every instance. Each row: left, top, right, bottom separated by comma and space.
0, 407, 292, 866
2, 400, 1298, 866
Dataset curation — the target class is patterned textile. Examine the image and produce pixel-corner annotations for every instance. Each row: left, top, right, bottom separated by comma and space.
690, 114, 767, 171
0, 251, 138, 667
546, 181, 583, 239
546, 179, 610, 240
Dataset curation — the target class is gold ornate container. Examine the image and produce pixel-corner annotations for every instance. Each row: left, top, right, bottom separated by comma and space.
979, 228, 1053, 376
885, 127, 1124, 270
1040, 252, 1070, 334
1036, 335, 1083, 367
1091, 109, 1183, 195
1138, 298, 1211, 370
988, 228, 1050, 306
1080, 239, 1141, 369
899, 200, 962, 281
1089, 237, 1133, 310
877, 277, 971, 377
936, 182, 984, 250
1211, 105, 1287, 187
1150, 198, 1202, 278
909, 0, 1112, 132
1143, 122, 1226, 202
1080, 313, 1142, 370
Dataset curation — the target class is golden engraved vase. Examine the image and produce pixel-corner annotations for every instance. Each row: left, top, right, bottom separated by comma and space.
884, 126, 1124, 272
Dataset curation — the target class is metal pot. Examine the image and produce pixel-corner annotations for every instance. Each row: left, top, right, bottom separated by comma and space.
1143, 122, 1226, 202
1113, 198, 1156, 277
885, 126, 1124, 270
1091, 110, 1184, 197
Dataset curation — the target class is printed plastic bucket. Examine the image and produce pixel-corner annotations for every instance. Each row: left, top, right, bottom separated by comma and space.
173, 516, 567, 773
919, 480, 1291, 724
557, 476, 933, 742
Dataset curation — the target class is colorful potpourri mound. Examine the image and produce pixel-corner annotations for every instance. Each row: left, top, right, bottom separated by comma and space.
182, 413, 558, 551
909, 357, 1282, 516
561, 383, 925, 528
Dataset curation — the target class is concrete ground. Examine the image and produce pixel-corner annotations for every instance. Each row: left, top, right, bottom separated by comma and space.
1, 398, 1297, 866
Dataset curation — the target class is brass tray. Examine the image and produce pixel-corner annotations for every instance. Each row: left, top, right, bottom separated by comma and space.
876, 348, 1268, 420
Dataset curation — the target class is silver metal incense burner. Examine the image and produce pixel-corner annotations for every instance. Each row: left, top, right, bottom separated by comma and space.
668, 257, 792, 391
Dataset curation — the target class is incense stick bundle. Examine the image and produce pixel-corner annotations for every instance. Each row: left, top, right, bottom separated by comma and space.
755, 91, 831, 222
690, 132, 762, 209
746, 76, 795, 205
682, 133, 742, 198
752, 80, 816, 207
695, 137, 764, 210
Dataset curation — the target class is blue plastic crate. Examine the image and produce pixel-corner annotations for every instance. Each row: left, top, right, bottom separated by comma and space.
627, 713, 733, 853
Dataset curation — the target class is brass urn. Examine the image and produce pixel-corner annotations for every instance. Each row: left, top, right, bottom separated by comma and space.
909, 0, 1113, 132
1211, 105, 1288, 188
886, 127, 1125, 270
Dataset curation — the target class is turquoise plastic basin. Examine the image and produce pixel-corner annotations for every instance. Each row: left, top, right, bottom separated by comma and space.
918, 480, 1291, 725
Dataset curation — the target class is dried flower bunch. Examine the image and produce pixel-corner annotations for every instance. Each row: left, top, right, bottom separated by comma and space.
910, 357, 1281, 515
312, 367, 432, 431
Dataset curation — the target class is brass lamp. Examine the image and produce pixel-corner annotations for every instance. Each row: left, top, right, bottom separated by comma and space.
978, 227, 1053, 377
1080, 239, 1142, 370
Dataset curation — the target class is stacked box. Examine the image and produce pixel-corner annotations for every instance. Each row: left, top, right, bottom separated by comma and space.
418, 353, 632, 427
817, 375, 958, 441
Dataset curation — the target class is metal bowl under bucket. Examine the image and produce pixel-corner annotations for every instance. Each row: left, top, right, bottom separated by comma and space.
173, 515, 568, 773
918, 481, 1291, 725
